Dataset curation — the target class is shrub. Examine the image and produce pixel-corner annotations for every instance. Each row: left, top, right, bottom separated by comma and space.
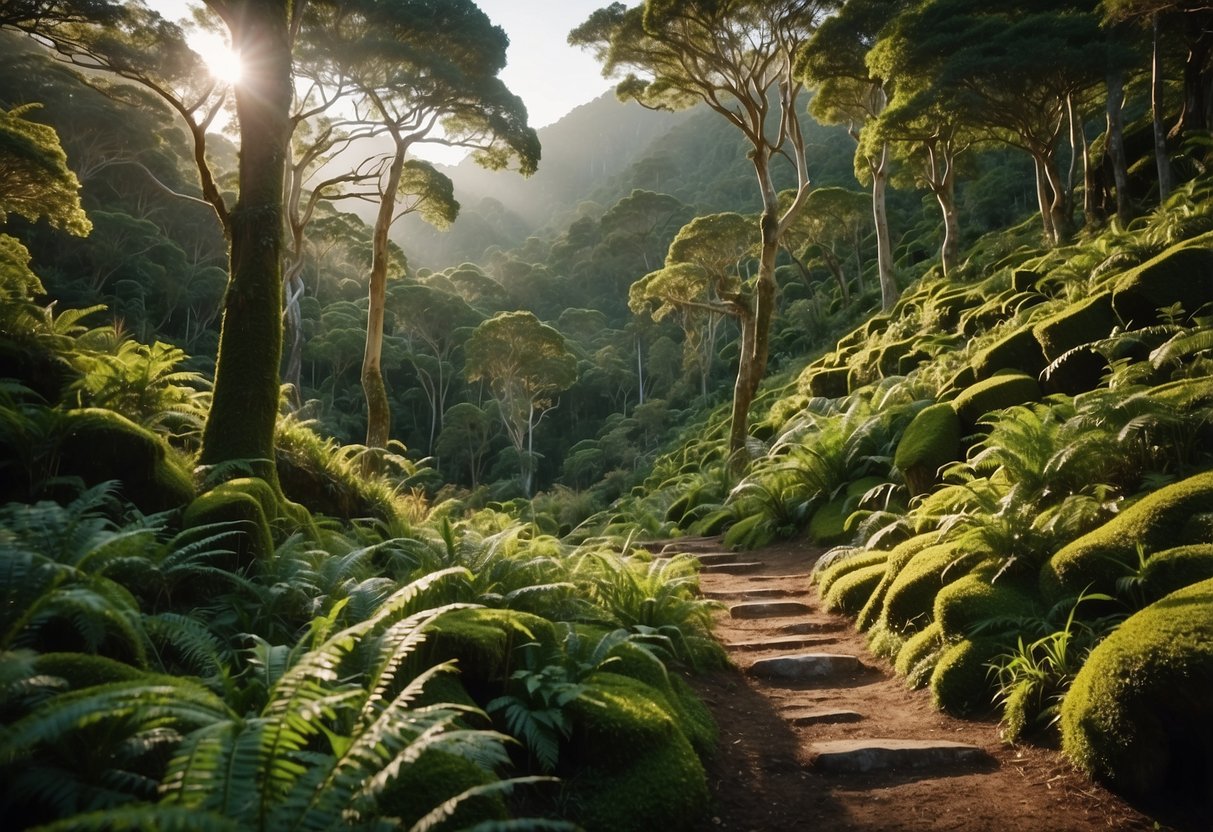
1040, 470, 1213, 602
894, 403, 961, 496
375, 749, 509, 832
421, 608, 558, 700
953, 372, 1042, 429
1060, 578, 1213, 800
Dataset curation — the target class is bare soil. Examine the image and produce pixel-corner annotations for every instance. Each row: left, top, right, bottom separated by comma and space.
682, 538, 1206, 832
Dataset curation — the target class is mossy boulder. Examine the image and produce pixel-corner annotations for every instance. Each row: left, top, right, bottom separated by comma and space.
1040, 347, 1108, 396
1010, 268, 1042, 293
1138, 544, 1213, 604
894, 622, 945, 689
1111, 232, 1213, 328
971, 327, 1047, 382
823, 562, 889, 615
1060, 578, 1213, 801
953, 372, 1042, 429
421, 608, 557, 700
882, 543, 982, 634
1032, 292, 1116, 361
1040, 470, 1213, 602
933, 572, 1039, 641
894, 403, 961, 496
816, 549, 890, 595
564, 672, 708, 832
55, 408, 195, 513
376, 749, 508, 832
804, 366, 850, 399
855, 532, 941, 632
930, 637, 1003, 715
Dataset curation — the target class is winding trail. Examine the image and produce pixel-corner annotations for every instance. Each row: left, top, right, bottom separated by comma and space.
654, 537, 1174, 832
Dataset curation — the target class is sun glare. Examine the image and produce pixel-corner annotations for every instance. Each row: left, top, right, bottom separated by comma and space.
190, 31, 242, 84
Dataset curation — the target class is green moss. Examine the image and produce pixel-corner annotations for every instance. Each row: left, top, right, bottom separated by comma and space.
933, 572, 1038, 641
894, 403, 961, 496
808, 477, 886, 546
422, 608, 558, 698
182, 487, 274, 572
1040, 470, 1213, 602
855, 532, 941, 632
1011, 268, 1042, 293
565, 672, 708, 832
1060, 578, 1213, 800
1152, 375, 1213, 411
930, 638, 1002, 715
804, 366, 850, 399
882, 543, 981, 634
953, 372, 1042, 428
376, 749, 507, 832
1040, 347, 1107, 396
823, 562, 888, 615
971, 327, 1046, 381
816, 550, 889, 595
894, 622, 945, 689
1032, 292, 1116, 361
866, 617, 908, 660
1139, 544, 1213, 604
56, 408, 195, 513
1111, 231, 1213, 327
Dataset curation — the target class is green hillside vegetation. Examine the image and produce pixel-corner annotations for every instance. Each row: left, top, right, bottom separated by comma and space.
3, 0, 1213, 828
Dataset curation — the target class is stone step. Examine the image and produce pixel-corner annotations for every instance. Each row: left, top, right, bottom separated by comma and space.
702, 561, 765, 574
724, 635, 838, 652
748, 652, 862, 681
809, 739, 990, 773
780, 619, 844, 635
783, 708, 864, 726
657, 536, 727, 555
703, 587, 798, 601
729, 601, 813, 619
692, 552, 739, 566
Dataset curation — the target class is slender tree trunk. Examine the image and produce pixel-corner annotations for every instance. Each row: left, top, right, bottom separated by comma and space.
872, 143, 898, 310
936, 169, 959, 277
282, 267, 305, 405
1107, 68, 1131, 225
819, 247, 849, 304
199, 0, 292, 482
1032, 158, 1057, 244
1175, 18, 1213, 136
1152, 12, 1174, 202
727, 300, 757, 471
635, 335, 644, 407
523, 400, 535, 496
362, 137, 405, 453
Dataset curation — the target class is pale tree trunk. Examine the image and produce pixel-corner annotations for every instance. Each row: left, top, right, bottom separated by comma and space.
936, 175, 959, 277
872, 142, 898, 310
1106, 68, 1131, 225
1033, 158, 1057, 245
1043, 152, 1074, 243
362, 136, 405, 455
1152, 12, 1174, 202
727, 300, 757, 471
523, 400, 534, 496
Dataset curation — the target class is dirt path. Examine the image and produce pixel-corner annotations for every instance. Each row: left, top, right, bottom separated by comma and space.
667, 537, 1189, 832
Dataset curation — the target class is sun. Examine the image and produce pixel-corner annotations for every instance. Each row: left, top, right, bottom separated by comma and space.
189, 30, 242, 84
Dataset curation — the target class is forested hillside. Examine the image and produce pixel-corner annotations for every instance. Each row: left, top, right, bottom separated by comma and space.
2, 0, 1212, 830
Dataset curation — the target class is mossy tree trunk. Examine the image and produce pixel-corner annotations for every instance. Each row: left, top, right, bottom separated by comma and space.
199, 0, 292, 482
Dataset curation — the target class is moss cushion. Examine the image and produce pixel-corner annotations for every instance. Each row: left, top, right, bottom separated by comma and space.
1111, 232, 1213, 328
933, 572, 1039, 641
855, 532, 941, 632
894, 622, 945, 689
1060, 578, 1213, 800
894, 403, 961, 496
881, 543, 980, 634
823, 562, 889, 615
971, 327, 1046, 382
930, 637, 1003, 715
953, 372, 1042, 429
1031, 292, 1116, 361
816, 550, 890, 595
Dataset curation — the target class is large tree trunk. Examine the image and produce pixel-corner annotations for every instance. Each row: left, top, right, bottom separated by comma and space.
199, 0, 292, 481
362, 137, 406, 453
872, 143, 898, 310
1106, 68, 1131, 225
1152, 12, 1174, 202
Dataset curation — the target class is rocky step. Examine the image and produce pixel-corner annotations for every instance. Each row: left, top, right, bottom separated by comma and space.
657, 537, 727, 555
783, 708, 864, 726
724, 635, 838, 652
809, 739, 990, 773
690, 552, 739, 566
735, 572, 813, 582
747, 652, 862, 681
702, 561, 766, 574
703, 587, 800, 601
779, 619, 844, 635
729, 601, 813, 619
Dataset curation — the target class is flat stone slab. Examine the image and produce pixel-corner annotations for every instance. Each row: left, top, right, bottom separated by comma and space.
725, 635, 837, 651
748, 652, 862, 680
702, 561, 765, 574
658, 537, 726, 555
692, 552, 739, 566
703, 587, 797, 600
810, 739, 989, 773
730, 601, 813, 619
780, 620, 844, 634
784, 708, 864, 726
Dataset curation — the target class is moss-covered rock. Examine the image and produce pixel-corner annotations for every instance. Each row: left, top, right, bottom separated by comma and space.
564, 672, 708, 832
421, 608, 558, 700
933, 572, 1038, 641
55, 408, 195, 513
971, 327, 1047, 382
894, 622, 945, 689
816, 550, 890, 595
1111, 232, 1213, 328
930, 638, 1002, 715
1032, 292, 1117, 361
823, 562, 888, 615
882, 543, 982, 634
376, 749, 508, 832
1040, 470, 1213, 602
1011, 268, 1042, 293
807, 477, 887, 546
1138, 544, 1213, 604
1060, 578, 1213, 801
855, 532, 941, 632
894, 403, 961, 496
804, 366, 850, 399
953, 372, 1042, 429
1040, 347, 1107, 396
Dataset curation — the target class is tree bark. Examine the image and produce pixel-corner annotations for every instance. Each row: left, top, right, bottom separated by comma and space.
362, 136, 405, 454
1033, 158, 1056, 245
199, 0, 292, 482
936, 172, 959, 277
1106, 68, 1131, 225
1152, 12, 1174, 202
872, 142, 898, 310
